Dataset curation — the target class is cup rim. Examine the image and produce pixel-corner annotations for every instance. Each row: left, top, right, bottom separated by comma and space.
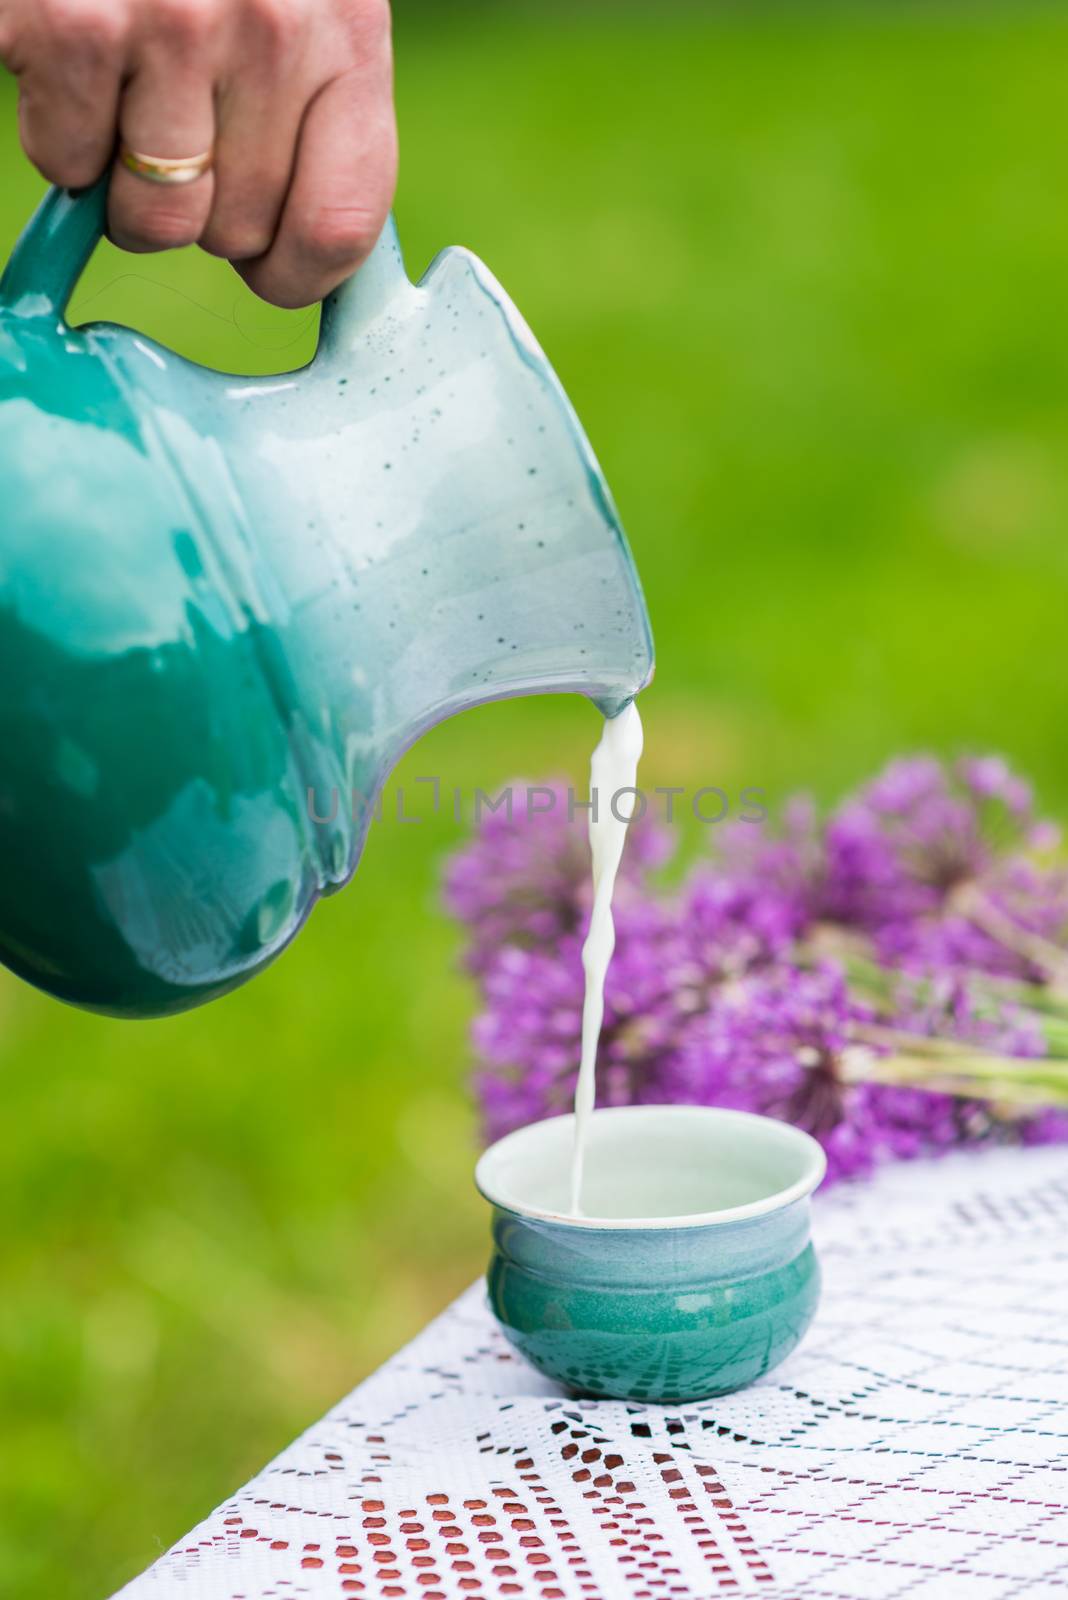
474, 1104, 827, 1231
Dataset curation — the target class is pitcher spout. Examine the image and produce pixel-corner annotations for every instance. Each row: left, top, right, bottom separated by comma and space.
220, 220, 655, 890
315, 226, 653, 731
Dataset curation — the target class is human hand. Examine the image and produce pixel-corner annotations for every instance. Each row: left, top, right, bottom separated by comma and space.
0, 0, 397, 308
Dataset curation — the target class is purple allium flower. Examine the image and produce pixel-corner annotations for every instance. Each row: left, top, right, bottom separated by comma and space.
472, 893, 693, 1144
445, 751, 1068, 1181
710, 795, 827, 935
820, 755, 1068, 982
682, 859, 811, 975
664, 962, 1031, 1183
471, 942, 584, 1140
442, 777, 672, 974
661, 963, 886, 1182
871, 852, 1068, 985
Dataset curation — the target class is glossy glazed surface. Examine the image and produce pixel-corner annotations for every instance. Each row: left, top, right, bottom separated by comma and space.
477, 1108, 826, 1402
487, 1206, 821, 1402
0, 184, 653, 1016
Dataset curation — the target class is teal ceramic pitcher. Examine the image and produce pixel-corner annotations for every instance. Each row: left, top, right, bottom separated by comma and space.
0, 183, 653, 1018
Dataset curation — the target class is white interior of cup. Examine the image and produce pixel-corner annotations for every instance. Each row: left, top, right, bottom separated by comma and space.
475, 1105, 827, 1229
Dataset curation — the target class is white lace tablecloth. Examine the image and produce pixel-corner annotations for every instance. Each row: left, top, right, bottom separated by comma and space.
115, 1146, 1068, 1600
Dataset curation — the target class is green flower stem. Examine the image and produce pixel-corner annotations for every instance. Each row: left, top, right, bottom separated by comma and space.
800, 933, 1068, 1061
842, 1047, 1068, 1108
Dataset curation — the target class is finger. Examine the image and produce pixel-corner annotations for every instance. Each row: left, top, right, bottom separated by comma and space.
200, 11, 309, 264
108, 10, 217, 253
14, 2, 127, 188
240, 33, 397, 310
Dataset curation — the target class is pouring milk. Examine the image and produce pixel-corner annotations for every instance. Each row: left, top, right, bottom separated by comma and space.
569, 700, 644, 1215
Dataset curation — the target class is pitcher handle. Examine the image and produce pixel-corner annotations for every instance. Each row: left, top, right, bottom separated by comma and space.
0, 179, 108, 317
0, 178, 411, 351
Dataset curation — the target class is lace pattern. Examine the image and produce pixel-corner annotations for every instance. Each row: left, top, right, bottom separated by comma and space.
115, 1145, 1068, 1600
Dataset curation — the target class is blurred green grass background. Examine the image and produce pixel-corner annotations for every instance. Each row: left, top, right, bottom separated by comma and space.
4, 2, 1068, 1594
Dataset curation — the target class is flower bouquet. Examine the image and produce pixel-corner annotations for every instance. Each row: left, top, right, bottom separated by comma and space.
444, 755, 1068, 1183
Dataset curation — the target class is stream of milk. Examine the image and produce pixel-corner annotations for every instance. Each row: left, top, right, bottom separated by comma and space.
569, 700, 644, 1215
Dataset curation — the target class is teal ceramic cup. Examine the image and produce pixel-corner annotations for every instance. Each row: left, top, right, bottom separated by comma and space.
475, 1105, 826, 1402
